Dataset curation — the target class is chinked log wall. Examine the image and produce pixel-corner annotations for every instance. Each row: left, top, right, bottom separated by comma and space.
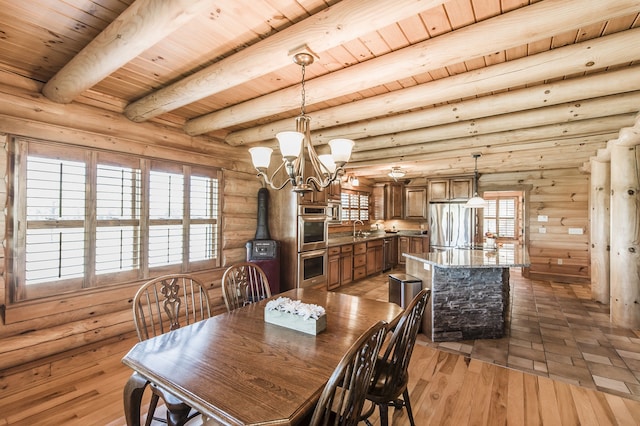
0, 74, 590, 373
0, 75, 261, 372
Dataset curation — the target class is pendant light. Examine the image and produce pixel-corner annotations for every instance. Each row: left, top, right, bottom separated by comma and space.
465, 153, 486, 208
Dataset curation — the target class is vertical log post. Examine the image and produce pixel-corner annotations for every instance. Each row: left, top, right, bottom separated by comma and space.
590, 155, 610, 304
610, 117, 640, 328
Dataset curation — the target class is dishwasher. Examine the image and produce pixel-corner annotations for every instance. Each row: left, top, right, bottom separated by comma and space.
382, 238, 392, 271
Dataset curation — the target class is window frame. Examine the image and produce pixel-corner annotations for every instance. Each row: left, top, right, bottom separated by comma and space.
340, 189, 370, 223
8, 137, 222, 302
482, 193, 521, 243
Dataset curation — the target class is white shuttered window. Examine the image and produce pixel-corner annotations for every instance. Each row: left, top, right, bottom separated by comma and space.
10, 138, 221, 302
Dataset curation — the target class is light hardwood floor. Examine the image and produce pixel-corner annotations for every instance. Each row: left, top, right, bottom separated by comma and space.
2, 270, 640, 425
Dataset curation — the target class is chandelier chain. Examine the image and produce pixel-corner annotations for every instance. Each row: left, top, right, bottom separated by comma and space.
300, 64, 306, 116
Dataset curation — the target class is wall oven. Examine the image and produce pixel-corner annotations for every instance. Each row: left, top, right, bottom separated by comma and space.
298, 248, 327, 288
298, 205, 328, 252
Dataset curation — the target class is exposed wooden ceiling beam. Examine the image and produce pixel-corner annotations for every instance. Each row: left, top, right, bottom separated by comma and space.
349, 94, 640, 155
185, 0, 640, 137
350, 140, 611, 177
42, 0, 212, 103
227, 50, 640, 146
122, 0, 449, 122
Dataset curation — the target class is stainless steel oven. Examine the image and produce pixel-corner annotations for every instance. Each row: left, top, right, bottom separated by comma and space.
298, 248, 327, 288
298, 205, 328, 252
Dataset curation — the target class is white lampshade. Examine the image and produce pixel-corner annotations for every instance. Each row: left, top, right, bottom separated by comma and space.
248, 146, 273, 169
318, 154, 336, 174
328, 138, 354, 165
276, 131, 304, 161
465, 195, 486, 208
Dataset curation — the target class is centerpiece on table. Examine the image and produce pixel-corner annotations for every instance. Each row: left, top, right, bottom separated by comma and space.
264, 297, 327, 335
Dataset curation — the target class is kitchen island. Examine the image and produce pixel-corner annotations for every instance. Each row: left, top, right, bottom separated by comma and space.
405, 246, 530, 341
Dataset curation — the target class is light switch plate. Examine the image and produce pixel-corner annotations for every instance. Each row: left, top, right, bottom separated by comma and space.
538, 215, 548, 222
539, 227, 546, 234
568, 228, 583, 235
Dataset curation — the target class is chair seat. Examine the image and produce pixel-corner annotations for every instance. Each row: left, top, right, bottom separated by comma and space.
367, 359, 409, 401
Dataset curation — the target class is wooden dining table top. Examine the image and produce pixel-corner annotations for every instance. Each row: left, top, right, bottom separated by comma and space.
122, 287, 404, 426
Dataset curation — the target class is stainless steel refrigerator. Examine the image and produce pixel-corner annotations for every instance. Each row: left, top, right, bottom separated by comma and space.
429, 202, 473, 249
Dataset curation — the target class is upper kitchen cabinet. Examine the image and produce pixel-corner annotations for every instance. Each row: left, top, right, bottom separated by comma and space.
428, 177, 473, 202
298, 180, 340, 204
404, 186, 427, 219
372, 183, 404, 220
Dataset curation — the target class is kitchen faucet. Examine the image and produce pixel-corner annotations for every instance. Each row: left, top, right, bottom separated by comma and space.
353, 220, 364, 238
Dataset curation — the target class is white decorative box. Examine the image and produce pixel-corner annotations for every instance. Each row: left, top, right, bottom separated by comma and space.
264, 309, 327, 335
264, 297, 327, 335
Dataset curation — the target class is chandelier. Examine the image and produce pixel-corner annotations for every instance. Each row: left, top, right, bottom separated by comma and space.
465, 153, 486, 208
248, 52, 354, 193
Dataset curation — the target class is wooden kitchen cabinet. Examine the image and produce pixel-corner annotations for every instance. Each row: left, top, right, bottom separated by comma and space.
397, 235, 429, 264
404, 186, 427, 219
339, 244, 353, 285
397, 236, 409, 265
428, 178, 473, 201
327, 244, 353, 290
366, 239, 383, 276
327, 246, 341, 290
372, 183, 404, 220
353, 242, 367, 281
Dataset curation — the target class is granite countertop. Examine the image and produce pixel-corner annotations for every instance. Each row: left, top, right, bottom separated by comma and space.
404, 245, 530, 268
328, 231, 428, 247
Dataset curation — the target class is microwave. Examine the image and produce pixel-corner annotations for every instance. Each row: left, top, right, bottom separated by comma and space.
326, 202, 342, 224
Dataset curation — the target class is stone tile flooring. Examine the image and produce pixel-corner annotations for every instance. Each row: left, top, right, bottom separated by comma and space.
337, 268, 640, 402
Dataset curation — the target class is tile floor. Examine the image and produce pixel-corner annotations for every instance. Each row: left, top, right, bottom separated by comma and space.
338, 267, 640, 402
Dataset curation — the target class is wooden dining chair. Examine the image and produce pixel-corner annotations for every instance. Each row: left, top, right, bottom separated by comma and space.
221, 262, 272, 312
132, 273, 212, 426
361, 288, 431, 426
309, 320, 388, 426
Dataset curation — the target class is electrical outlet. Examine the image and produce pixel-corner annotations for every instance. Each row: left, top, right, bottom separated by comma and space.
557, 259, 563, 265
539, 227, 546, 234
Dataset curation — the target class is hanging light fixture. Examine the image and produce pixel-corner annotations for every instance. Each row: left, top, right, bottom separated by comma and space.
465, 153, 486, 208
388, 167, 406, 182
248, 52, 354, 193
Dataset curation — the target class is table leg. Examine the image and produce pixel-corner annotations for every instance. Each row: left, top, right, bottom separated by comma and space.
123, 371, 149, 426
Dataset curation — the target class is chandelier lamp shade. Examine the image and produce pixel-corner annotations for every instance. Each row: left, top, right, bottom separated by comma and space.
248, 52, 354, 193
465, 153, 486, 208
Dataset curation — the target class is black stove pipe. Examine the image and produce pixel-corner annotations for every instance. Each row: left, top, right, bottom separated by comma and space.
255, 187, 270, 240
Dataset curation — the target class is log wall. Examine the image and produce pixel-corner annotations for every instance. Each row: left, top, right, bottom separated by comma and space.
0, 80, 261, 371
481, 169, 590, 283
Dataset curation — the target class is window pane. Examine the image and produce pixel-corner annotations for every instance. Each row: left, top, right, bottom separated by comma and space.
26, 228, 84, 284
26, 156, 86, 285
190, 224, 217, 261
96, 226, 139, 273
149, 225, 183, 267
97, 164, 140, 219
27, 157, 85, 220
190, 175, 218, 218
149, 171, 184, 219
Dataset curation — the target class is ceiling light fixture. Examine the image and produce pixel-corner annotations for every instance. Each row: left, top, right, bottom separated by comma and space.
248, 52, 354, 193
388, 167, 406, 182
465, 153, 486, 208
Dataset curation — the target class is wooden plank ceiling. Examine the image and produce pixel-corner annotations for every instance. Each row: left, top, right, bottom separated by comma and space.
0, 0, 638, 180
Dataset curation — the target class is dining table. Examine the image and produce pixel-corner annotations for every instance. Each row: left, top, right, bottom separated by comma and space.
122, 287, 404, 426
